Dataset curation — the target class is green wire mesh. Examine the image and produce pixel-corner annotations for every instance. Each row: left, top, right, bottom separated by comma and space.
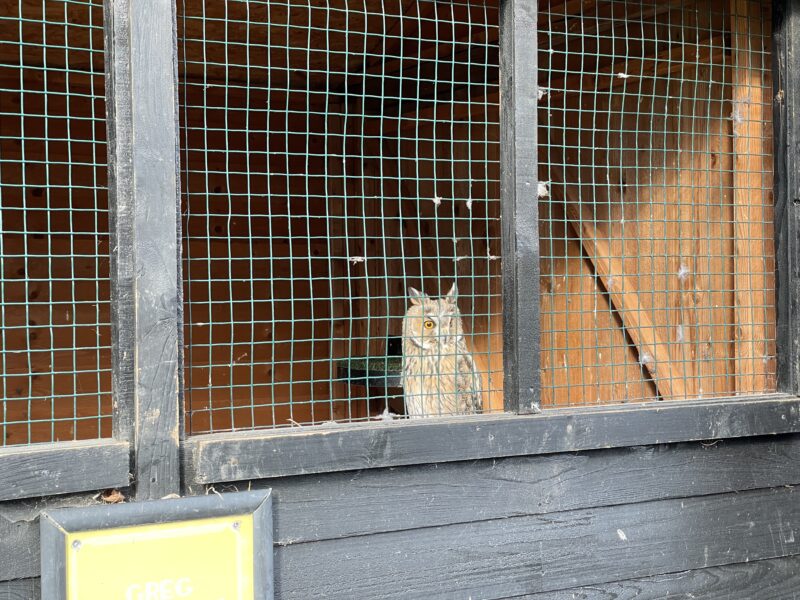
177, 0, 777, 430
178, 0, 502, 433
0, 0, 111, 445
539, 0, 776, 406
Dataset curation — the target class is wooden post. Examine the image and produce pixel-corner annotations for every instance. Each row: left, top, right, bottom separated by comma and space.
731, 0, 771, 394
773, 0, 800, 395
105, 0, 182, 499
500, 0, 540, 413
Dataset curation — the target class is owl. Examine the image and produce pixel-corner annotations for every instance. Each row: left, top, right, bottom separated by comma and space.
401, 283, 482, 418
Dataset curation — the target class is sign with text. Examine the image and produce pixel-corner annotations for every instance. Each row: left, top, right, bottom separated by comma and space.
40, 490, 273, 600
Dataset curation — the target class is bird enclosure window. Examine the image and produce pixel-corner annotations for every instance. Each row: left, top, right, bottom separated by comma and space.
0, 0, 111, 445
178, 0, 502, 433
539, 0, 776, 406
178, 0, 778, 435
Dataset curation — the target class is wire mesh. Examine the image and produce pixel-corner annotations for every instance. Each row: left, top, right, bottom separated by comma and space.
178, 0, 502, 434
539, 0, 776, 407
0, 0, 111, 445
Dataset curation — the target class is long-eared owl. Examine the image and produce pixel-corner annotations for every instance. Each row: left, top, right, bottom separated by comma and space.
401, 283, 482, 418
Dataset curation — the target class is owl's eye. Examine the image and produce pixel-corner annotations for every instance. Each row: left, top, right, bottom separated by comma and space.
423, 320, 435, 330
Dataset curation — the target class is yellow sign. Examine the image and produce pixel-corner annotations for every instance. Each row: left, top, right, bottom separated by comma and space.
41, 490, 273, 600
66, 515, 254, 600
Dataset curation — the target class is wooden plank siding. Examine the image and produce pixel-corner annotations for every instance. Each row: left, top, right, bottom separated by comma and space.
5, 555, 800, 600
273, 487, 800, 598
0, 580, 39, 600
6, 560, 800, 599
4, 435, 800, 596
0, 493, 100, 582
260, 435, 800, 598
520, 555, 800, 600
263, 433, 800, 544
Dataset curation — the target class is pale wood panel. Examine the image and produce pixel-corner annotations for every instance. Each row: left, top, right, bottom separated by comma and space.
538, 199, 655, 406
730, 0, 776, 394
539, 0, 776, 406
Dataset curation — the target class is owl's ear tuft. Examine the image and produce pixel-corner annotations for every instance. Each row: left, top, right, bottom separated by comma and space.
445, 282, 458, 303
408, 287, 425, 305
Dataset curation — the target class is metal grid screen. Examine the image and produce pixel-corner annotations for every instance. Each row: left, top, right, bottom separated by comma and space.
0, 0, 111, 445
539, 0, 776, 406
178, 0, 502, 433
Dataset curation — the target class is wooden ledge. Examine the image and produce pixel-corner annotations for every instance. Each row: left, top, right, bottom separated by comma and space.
184, 393, 800, 485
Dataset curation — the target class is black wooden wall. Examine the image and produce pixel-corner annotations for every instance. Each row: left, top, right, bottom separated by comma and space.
3, 434, 800, 598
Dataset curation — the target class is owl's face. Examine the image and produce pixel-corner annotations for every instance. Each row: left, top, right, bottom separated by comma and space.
403, 283, 463, 349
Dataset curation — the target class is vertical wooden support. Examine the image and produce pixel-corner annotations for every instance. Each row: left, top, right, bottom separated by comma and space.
500, 0, 539, 413
105, 0, 182, 499
773, 0, 800, 395
731, 0, 770, 394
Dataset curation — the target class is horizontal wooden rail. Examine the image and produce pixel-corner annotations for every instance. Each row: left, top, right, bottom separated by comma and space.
0, 438, 130, 502
184, 394, 799, 484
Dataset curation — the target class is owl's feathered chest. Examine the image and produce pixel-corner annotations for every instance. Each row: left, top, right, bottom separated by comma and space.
401, 338, 471, 377
401, 337, 480, 417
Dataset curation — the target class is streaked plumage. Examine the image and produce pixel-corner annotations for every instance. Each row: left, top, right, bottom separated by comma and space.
401, 283, 482, 418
